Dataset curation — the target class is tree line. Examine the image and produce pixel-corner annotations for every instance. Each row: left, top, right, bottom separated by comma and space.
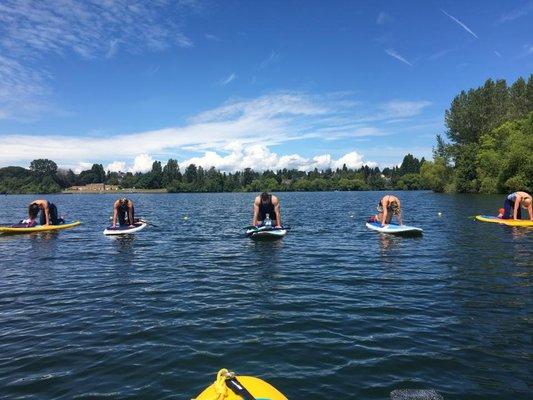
421, 74, 532, 193
0, 154, 428, 194
1, 74, 531, 195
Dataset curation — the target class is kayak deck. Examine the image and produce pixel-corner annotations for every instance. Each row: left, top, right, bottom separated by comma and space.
194, 370, 287, 400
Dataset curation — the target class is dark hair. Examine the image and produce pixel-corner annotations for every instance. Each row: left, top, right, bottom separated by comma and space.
28, 203, 40, 219
260, 192, 270, 202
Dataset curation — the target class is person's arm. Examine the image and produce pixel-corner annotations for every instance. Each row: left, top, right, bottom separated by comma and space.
381, 200, 388, 226
397, 199, 402, 225
252, 198, 260, 226
273, 198, 282, 227
43, 202, 50, 225
528, 204, 533, 221
513, 196, 521, 220
128, 203, 135, 227
112, 202, 118, 227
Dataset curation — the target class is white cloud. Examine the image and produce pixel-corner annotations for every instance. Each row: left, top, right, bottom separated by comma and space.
385, 49, 412, 66
494, 50, 502, 58
441, 10, 478, 39
129, 154, 154, 173
0, 0, 197, 120
73, 162, 92, 174
0, 91, 431, 166
179, 143, 376, 172
220, 73, 237, 86
333, 151, 375, 169
106, 161, 126, 172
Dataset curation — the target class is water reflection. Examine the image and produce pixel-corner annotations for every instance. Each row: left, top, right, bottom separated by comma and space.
378, 233, 401, 254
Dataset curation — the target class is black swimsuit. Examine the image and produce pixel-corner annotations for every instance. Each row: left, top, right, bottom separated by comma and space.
118, 202, 135, 225
38, 200, 61, 225
258, 195, 277, 221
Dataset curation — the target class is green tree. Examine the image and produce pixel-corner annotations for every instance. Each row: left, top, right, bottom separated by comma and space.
30, 159, 58, 177
184, 164, 197, 184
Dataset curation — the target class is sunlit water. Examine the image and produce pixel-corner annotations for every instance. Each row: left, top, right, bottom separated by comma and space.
0, 192, 530, 399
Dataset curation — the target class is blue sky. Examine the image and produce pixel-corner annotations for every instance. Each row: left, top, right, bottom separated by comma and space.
0, 0, 532, 173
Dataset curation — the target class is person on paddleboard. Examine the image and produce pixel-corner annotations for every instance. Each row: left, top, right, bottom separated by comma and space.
28, 199, 63, 226
252, 192, 282, 228
112, 197, 136, 228
498, 191, 532, 220
375, 195, 402, 226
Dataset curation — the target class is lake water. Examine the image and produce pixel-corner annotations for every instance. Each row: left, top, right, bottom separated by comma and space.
0, 191, 531, 399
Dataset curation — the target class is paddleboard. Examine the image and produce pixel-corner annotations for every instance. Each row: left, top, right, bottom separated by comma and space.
366, 221, 423, 235
475, 215, 533, 227
0, 221, 81, 234
103, 221, 147, 235
246, 225, 287, 239
194, 370, 287, 400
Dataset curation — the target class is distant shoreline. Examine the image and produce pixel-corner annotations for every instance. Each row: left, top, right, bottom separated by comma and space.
61, 189, 167, 194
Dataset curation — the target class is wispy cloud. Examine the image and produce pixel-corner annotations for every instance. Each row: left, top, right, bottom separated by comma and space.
382, 101, 432, 118
259, 51, 281, 69
516, 44, 533, 58
494, 50, 502, 58
0, 0, 197, 120
106, 39, 121, 59
219, 73, 237, 86
385, 49, 412, 66
204, 33, 221, 41
429, 48, 455, 60
498, 1, 533, 24
441, 10, 478, 39
0, 92, 431, 167
176, 33, 194, 48
376, 12, 393, 25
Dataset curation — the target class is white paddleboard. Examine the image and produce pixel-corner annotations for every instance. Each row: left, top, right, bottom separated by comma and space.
246, 226, 287, 239
104, 221, 147, 235
365, 221, 423, 235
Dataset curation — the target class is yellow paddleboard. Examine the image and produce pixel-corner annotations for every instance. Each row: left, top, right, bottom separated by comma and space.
194, 370, 287, 400
0, 221, 81, 234
475, 215, 533, 227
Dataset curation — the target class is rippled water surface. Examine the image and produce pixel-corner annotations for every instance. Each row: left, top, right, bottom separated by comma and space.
0, 192, 531, 399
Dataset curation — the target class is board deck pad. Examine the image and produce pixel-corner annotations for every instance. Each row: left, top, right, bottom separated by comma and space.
0, 221, 81, 234
103, 221, 147, 235
365, 221, 423, 235
246, 225, 287, 239
475, 215, 533, 227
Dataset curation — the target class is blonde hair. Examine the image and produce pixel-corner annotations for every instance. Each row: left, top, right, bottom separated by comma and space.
522, 197, 532, 207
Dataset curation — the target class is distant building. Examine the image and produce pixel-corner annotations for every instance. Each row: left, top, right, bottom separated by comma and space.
68, 183, 119, 192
